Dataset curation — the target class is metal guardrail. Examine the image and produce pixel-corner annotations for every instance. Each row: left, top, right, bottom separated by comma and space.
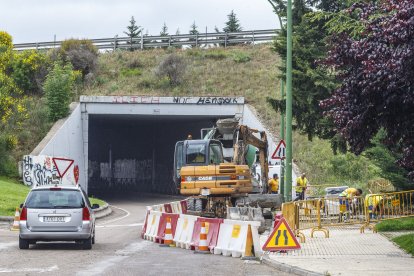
13, 29, 278, 51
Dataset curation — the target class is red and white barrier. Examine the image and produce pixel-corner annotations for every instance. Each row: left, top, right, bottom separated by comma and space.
144, 211, 162, 241
155, 213, 179, 244
190, 217, 223, 252
213, 220, 262, 258
173, 214, 198, 249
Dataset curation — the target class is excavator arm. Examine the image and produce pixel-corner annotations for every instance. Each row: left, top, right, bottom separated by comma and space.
233, 125, 269, 192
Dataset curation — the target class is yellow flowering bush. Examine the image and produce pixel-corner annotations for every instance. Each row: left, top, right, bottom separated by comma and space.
0, 31, 12, 72
12, 50, 49, 94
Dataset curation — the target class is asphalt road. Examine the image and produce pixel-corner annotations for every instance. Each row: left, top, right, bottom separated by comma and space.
0, 195, 290, 276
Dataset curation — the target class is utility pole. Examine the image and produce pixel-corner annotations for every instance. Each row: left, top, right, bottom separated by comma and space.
280, 80, 285, 200
285, 0, 293, 201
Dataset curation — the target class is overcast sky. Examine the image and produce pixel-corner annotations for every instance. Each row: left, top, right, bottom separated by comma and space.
0, 0, 278, 44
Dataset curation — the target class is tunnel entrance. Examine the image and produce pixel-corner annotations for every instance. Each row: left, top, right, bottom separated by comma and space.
88, 114, 230, 197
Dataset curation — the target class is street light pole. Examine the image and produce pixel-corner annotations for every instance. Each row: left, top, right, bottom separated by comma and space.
280, 80, 285, 199
285, 0, 293, 201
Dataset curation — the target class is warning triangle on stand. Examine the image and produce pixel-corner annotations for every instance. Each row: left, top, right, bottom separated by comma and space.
52, 157, 74, 178
262, 217, 301, 251
271, 140, 286, 160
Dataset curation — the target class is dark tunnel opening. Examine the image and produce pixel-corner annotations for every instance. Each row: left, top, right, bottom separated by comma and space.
88, 114, 230, 197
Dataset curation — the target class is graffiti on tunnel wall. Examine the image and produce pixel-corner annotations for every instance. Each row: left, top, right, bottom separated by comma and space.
23, 155, 78, 187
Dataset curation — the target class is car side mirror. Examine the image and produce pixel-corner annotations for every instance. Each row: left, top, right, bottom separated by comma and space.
20, 203, 23, 209
92, 204, 100, 209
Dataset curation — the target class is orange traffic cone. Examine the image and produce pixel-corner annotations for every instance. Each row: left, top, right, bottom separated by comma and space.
194, 222, 210, 254
10, 207, 20, 231
160, 217, 175, 247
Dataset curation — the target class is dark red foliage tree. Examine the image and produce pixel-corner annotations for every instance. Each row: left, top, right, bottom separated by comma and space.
321, 0, 414, 178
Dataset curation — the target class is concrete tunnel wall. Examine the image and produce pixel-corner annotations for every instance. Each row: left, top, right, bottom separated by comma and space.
32, 95, 294, 196
35, 104, 87, 192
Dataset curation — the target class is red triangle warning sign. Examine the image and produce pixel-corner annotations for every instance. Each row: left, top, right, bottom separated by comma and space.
262, 217, 300, 251
52, 157, 74, 178
271, 140, 286, 160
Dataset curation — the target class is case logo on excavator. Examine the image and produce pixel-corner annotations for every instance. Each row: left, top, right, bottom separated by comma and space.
197, 176, 213, 181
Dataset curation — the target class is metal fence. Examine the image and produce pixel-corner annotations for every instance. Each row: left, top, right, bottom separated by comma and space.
13, 29, 278, 51
286, 190, 414, 242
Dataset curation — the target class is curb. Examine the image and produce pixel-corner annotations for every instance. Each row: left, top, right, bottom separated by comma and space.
94, 203, 112, 219
0, 216, 13, 222
0, 203, 112, 222
262, 256, 323, 276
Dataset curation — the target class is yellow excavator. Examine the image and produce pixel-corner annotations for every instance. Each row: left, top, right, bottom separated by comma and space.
173, 119, 281, 218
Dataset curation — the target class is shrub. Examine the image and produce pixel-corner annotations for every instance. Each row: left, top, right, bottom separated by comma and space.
11, 50, 49, 95
126, 55, 143, 69
0, 31, 13, 72
43, 61, 76, 121
120, 68, 142, 77
0, 136, 18, 176
60, 39, 98, 77
155, 54, 186, 86
232, 52, 251, 63
203, 49, 229, 60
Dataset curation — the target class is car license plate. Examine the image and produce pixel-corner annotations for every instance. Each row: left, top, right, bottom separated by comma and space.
44, 216, 65, 223
201, 188, 210, 196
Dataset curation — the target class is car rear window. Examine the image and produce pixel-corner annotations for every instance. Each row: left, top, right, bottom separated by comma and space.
25, 189, 85, 209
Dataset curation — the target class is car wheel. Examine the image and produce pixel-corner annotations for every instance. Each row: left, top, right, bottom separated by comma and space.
83, 237, 92, 250
19, 237, 29, 249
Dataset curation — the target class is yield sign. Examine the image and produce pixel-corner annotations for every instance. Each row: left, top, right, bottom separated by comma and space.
271, 140, 286, 160
262, 217, 300, 251
52, 157, 74, 178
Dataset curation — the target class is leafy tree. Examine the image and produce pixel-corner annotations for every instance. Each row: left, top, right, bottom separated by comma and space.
364, 130, 410, 190
11, 50, 49, 95
43, 61, 76, 121
0, 31, 13, 72
223, 10, 242, 33
266, 0, 340, 143
59, 39, 98, 78
0, 31, 27, 176
321, 0, 414, 182
124, 16, 142, 51
189, 21, 199, 48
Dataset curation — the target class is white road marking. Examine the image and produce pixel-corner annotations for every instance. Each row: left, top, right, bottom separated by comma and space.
0, 242, 16, 251
96, 223, 143, 228
0, 265, 58, 273
97, 205, 130, 226
77, 241, 150, 275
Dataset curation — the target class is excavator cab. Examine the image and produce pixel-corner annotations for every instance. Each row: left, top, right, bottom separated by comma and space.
173, 139, 224, 186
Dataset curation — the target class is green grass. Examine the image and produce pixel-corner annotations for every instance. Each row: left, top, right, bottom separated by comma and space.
375, 217, 414, 232
392, 234, 414, 256
89, 197, 106, 208
0, 177, 106, 216
0, 177, 30, 216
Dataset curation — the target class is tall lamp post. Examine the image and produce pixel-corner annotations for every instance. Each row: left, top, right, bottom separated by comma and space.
285, 0, 293, 201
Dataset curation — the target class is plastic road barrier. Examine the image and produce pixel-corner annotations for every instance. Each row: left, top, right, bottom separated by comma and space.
169, 201, 182, 214
190, 217, 223, 252
151, 204, 165, 212
180, 200, 188, 214
173, 214, 198, 249
214, 220, 261, 258
144, 211, 162, 241
155, 213, 179, 244
164, 203, 173, 213
140, 207, 152, 238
